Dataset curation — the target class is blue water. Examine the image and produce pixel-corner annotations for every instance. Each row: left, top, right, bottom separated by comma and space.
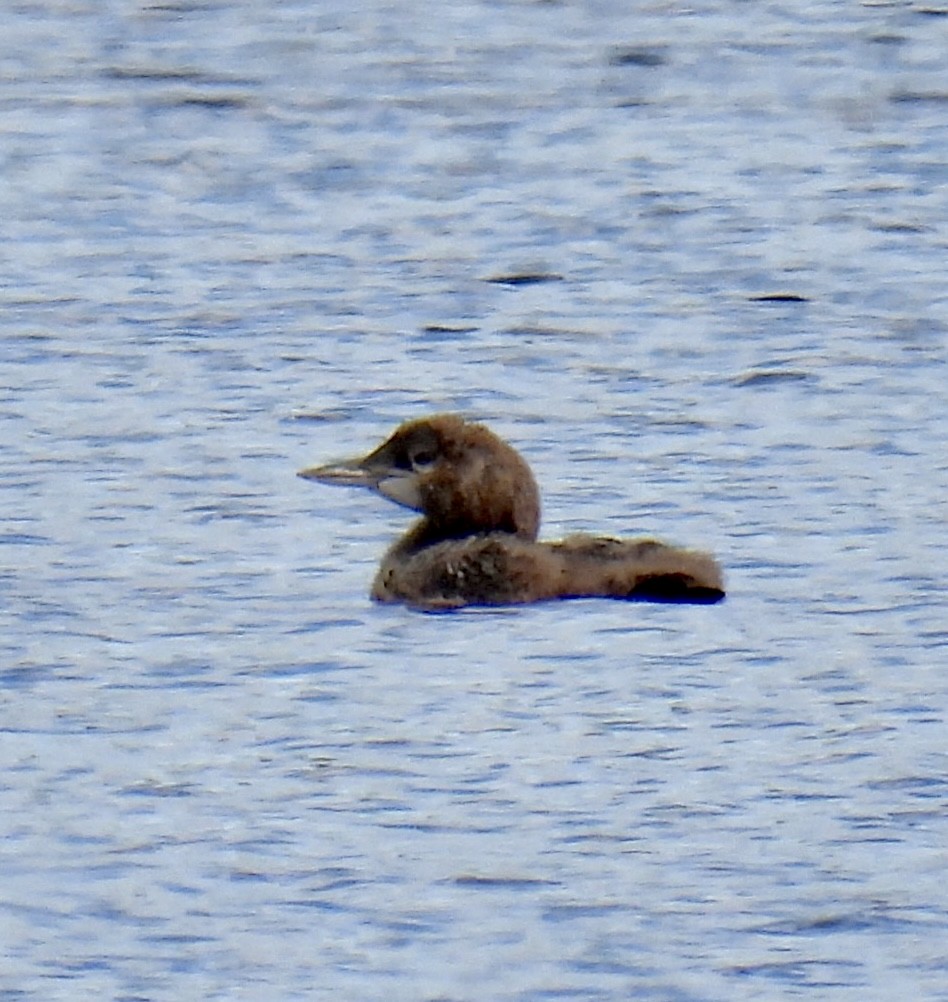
2, 2, 947, 999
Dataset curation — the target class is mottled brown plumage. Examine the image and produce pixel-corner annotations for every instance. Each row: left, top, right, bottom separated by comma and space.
299, 414, 725, 610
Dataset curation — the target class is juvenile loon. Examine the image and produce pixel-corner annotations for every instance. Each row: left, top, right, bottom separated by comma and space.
299, 414, 725, 610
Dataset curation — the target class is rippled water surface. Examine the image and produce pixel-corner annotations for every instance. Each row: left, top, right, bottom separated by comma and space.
2, 1, 947, 999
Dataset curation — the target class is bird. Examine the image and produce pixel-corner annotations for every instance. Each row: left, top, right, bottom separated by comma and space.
299, 414, 725, 610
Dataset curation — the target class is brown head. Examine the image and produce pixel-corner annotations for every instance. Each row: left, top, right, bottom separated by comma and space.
299, 414, 541, 543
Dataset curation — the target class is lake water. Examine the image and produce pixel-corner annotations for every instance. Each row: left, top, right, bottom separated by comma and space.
2, 1, 947, 999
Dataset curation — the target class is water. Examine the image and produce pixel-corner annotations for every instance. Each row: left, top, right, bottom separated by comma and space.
2, 1, 947, 999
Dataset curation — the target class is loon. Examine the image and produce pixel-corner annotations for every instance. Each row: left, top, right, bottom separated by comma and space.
299, 414, 725, 610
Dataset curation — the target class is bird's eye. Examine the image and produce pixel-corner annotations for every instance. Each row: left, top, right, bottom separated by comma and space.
410, 448, 437, 471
